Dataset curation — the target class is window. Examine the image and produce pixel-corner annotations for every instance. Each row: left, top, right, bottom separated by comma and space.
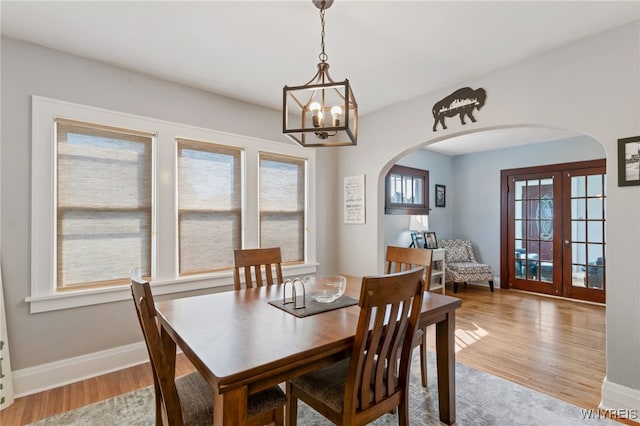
30, 96, 317, 312
56, 119, 153, 289
384, 165, 429, 215
177, 139, 241, 275
259, 153, 306, 263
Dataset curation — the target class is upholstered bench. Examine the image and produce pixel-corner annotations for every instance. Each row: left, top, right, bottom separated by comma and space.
438, 239, 495, 293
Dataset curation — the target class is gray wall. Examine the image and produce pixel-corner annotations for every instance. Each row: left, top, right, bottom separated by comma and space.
0, 37, 338, 370
450, 135, 605, 276
383, 149, 453, 249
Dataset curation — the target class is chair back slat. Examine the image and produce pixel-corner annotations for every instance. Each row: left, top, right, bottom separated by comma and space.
344, 268, 424, 421
130, 270, 184, 426
233, 247, 283, 290
385, 246, 433, 291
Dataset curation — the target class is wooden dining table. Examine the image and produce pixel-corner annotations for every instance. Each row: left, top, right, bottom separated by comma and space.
155, 274, 462, 425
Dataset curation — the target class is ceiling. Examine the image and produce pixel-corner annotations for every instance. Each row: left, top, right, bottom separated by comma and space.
2, 1, 638, 154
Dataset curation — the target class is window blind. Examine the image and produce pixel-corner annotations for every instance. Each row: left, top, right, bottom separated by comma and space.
259, 153, 305, 263
56, 119, 153, 289
177, 139, 242, 274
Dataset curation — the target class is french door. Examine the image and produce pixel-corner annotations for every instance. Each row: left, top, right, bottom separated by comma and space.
501, 160, 606, 303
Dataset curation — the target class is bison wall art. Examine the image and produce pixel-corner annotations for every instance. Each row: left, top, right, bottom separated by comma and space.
432, 87, 487, 132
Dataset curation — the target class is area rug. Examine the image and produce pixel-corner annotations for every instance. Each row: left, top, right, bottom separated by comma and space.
30, 352, 616, 425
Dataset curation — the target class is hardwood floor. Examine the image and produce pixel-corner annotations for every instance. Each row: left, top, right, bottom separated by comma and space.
1, 285, 621, 425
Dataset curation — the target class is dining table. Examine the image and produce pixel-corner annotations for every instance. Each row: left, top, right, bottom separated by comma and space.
155, 274, 462, 425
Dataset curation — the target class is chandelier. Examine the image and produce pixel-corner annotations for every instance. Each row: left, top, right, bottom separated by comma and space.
283, 0, 358, 147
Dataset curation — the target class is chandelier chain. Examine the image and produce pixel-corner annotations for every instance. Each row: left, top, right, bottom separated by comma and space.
319, 3, 328, 63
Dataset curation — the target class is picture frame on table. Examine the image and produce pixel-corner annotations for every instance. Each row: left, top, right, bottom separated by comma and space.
618, 136, 640, 186
435, 184, 446, 207
424, 231, 438, 249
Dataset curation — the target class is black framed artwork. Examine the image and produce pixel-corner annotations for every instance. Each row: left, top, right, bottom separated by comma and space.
618, 136, 640, 186
435, 184, 446, 207
424, 232, 438, 249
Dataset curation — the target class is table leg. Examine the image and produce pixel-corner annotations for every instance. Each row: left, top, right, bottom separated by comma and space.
435, 311, 456, 425
213, 386, 248, 425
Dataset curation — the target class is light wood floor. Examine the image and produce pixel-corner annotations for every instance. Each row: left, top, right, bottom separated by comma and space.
1, 285, 621, 425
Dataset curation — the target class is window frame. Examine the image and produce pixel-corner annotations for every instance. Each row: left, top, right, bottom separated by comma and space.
29, 96, 317, 313
384, 164, 430, 215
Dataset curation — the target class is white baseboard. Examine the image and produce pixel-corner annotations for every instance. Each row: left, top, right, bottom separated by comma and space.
600, 376, 640, 423
12, 341, 149, 397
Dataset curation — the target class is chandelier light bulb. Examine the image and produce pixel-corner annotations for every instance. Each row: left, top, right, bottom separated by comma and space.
310, 102, 323, 127
331, 105, 342, 126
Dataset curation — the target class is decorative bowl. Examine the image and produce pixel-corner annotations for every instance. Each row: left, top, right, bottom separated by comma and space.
304, 274, 347, 303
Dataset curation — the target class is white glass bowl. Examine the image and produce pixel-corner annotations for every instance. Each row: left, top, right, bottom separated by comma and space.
304, 274, 347, 303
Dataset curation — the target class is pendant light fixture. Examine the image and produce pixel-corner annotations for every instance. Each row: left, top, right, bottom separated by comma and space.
283, 0, 358, 147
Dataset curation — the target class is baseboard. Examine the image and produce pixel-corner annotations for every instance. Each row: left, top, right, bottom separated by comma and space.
11, 341, 149, 397
600, 376, 640, 423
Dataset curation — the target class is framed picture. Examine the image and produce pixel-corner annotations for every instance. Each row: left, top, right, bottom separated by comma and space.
424, 231, 438, 249
618, 136, 640, 186
435, 184, 446, 207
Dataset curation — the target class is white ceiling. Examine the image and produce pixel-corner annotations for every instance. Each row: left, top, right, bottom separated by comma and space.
2, 1, 638, 154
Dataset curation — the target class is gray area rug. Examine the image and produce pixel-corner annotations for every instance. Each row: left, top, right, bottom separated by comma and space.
30, 352, 616, 425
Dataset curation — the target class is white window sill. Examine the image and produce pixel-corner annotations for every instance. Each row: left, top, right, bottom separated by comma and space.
26, 263, 319, 313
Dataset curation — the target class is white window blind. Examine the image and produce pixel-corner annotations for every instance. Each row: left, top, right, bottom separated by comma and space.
177, 139, 242, 274
56, 119, 153, 289
259, 153, 306, 263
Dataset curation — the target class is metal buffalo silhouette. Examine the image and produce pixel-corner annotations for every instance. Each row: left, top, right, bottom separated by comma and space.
432, 87, 486, 132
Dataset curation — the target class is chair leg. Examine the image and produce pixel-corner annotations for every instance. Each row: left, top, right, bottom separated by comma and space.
420, 329, 428, 387
286, 382, 298, 426
453, 282, 459, 293
274, 405, 284, 426
398, 393, 410, 426
489, 280, 494, 292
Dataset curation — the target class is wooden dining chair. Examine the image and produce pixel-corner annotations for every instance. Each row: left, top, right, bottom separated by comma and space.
233, 247, 284, 290
385, 246, 433, 388
130, 269, 286, 426
286, 267, 425, 426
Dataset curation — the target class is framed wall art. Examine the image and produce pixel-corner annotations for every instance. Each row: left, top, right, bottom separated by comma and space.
618, 136, 640, 186
435, 184, 446, 207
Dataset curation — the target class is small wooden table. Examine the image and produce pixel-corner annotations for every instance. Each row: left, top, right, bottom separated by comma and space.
155, 275, 461, 425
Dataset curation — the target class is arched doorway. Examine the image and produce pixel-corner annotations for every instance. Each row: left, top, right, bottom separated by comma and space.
379, 124, 607, 303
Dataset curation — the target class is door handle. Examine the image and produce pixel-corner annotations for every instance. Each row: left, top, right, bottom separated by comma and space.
564, 239, 570, 244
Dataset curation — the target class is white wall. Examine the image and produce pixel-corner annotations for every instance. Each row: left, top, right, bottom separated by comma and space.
337, 21, 640, 406
0, 37, 338, 371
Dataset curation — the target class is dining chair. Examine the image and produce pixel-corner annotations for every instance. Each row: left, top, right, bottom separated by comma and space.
286, 267, 425, 426
233, 247, 284, 290
384, 246, 433, 388
130, 269, 286, 426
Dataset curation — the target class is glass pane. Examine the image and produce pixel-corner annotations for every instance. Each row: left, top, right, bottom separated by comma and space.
572, 220, 586, 242
571, 264, 585, 287
572, 243, 586, 265
390, 174, 402, 203
540, 262, 552, 283
514, 220, 523, 239
527, 259, 539, 280
572, 176, 586, 197
587, 221, 603, 243
539, 220, 553, 240
515, 260, 525, 278
588, 243, 604, 263
587, 174, 603, 197
527, 220, 539, 240
515, 180, 526, 200
515, 239, 524, 250
527, 201, 538, 219
413, 178, 423, 204
514, 201, 523, 219
526, 179, 540, 192
587, 198, 603, 220
540, 241, 553, 262
586, 266, 604, 289
571, 199, 586, 220
540, 179, 553, 198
